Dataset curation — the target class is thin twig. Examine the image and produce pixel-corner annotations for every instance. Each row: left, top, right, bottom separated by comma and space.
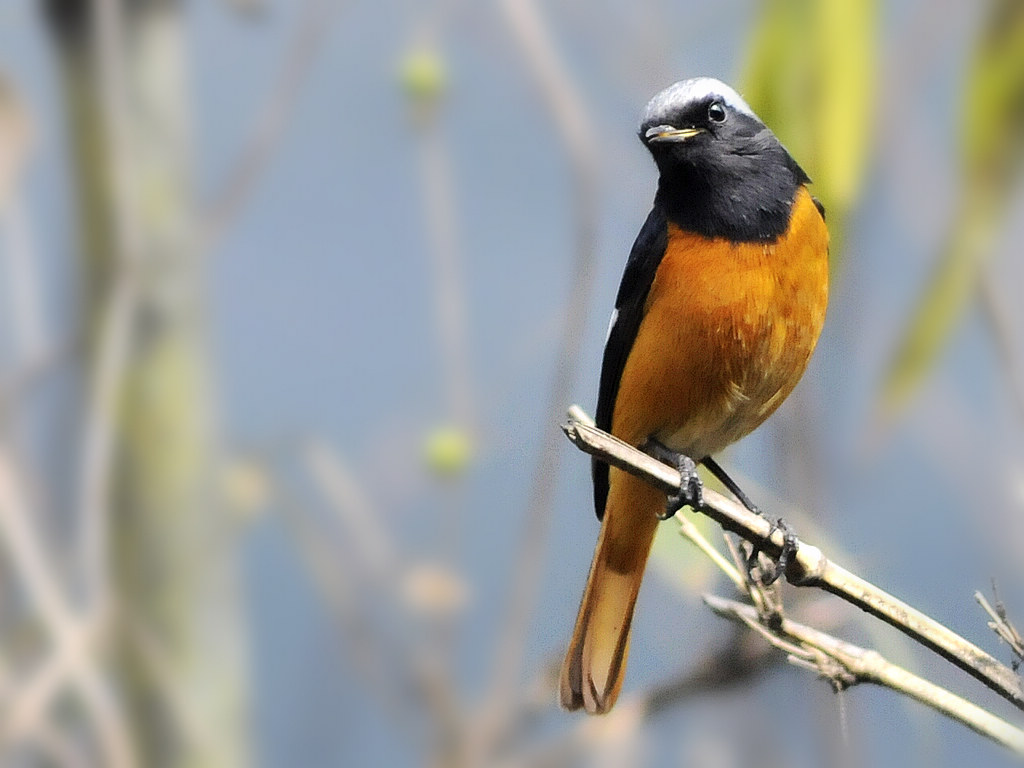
561, 411, 1024, 712
705, 595, 1024, 755
303, 439, 398, 584
199, 0, 344, 252
976, 587, 1024, 668
676, 516, 745, 592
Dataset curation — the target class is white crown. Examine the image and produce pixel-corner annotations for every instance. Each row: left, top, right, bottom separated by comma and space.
640, 77, 756, 128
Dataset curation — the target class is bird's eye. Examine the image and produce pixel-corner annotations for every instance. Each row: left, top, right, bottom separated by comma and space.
707, 101, 727, 123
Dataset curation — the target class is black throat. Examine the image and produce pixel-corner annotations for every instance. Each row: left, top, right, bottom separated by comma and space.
651, 133, 809, 244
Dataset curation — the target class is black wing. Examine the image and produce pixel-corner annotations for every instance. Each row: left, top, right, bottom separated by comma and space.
812, 196, 826, 220
593, 206, 668, 520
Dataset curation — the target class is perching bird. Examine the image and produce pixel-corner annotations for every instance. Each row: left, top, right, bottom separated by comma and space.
559, 78, 829, 715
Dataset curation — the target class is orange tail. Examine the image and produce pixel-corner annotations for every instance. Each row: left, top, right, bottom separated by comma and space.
559, 471, 663, 714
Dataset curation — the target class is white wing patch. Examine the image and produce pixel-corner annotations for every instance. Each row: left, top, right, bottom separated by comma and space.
640, 77, 756, 128
605, 308, 619, 343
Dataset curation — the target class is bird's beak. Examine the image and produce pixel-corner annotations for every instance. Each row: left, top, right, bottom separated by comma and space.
645, 125, 704, 143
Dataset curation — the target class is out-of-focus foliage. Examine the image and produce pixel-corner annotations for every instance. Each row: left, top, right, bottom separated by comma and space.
741, 0, 876, 268
881, 0, 1024, 415
423, 425, 474, 478
962, 0, 1024, 186
400, 48, 447, 111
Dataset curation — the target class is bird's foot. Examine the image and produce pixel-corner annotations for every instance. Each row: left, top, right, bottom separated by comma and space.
641, 439, 703, 519
747, 516, 798, 586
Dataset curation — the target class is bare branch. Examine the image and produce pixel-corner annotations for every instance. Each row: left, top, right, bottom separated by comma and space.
0, 451, 132, 767
76, 272, 136, 618
705, 595, 1024, 755
562, 411, 1024, 712
976, 585, 1024, 669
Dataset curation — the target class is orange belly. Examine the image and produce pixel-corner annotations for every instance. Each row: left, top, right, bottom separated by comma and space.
611, 186, 829, 458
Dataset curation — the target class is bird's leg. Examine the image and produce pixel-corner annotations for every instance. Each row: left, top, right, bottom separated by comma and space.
701, 456, 762, 516
701, 457, 797, 586
641, 439, 703, 519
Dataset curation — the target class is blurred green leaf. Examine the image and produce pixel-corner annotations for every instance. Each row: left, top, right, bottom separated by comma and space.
399, 48, 447, 107
423, 424, 473, 478
741, 0, 877, 269
962, 0, 1024, 183
880, 0, 1024, 416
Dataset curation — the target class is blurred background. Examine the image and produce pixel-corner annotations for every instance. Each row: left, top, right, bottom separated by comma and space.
0, 0, 1022, 766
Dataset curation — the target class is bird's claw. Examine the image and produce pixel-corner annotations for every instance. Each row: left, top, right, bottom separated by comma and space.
641, 439, 704, 519
747, 516, 798, 586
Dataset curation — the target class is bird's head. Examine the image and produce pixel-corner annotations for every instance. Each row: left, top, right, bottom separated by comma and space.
637, 77, 810, 241
639, 78, 779, 173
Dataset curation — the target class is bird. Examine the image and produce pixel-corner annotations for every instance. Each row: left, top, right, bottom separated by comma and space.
559, 77, 829, 715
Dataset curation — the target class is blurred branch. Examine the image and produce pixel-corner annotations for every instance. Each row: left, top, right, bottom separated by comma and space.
405, 52, 477, 432
200, 0, 344, 251
561, 409, 1024, 713
705, 595, 1024, 755
303, 439, 398, 583
1, 618, 99, 748
0, 450, 133, 768
76, 271, 136, 615
471, 0, 601, 759
71, 0, 145, 615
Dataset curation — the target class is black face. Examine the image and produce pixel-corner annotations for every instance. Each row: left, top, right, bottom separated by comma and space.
639, 96, 735, 149
639, 96, 810, 243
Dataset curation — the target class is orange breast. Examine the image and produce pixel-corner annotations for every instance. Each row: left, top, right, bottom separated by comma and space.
611, 186, 829, 459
